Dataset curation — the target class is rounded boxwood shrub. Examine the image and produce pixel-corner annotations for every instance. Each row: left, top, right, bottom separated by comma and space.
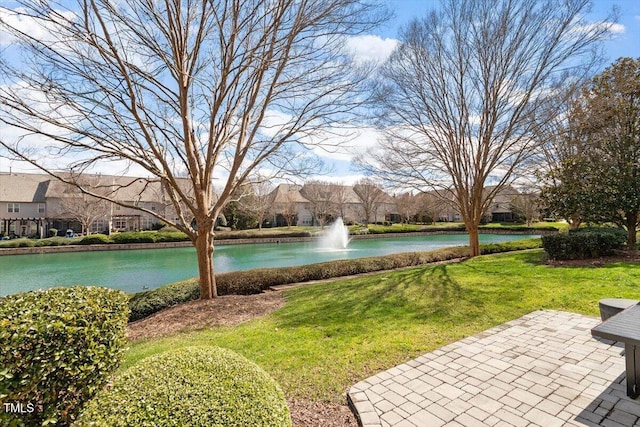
75, 346, 292, 427
0, 286, 129, 427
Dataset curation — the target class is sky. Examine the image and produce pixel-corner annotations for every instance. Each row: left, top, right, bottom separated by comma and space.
0, 0, 639, 184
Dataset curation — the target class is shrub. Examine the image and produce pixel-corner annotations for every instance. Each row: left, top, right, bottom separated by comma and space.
0, 239, 21, 248
48, 228, 58, 238
75, 346, 291, 427
214, 230, 311, 240
78, 234, 112, 245
9, 238, 36, 247
480, 238, 542, 255
154, 231, 190, 242
0, 286, 129, 427
110, 232, 156, 244
542, 227, 626, 260
129, 278, 201, 322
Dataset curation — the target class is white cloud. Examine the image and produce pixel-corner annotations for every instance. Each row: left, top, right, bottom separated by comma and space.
301, 126, 383, 163
259, 109, 294, 138
344, 34, 399, 65
574, 21, 626, 39
609, 23, 626, 34
0, 6, 76, 47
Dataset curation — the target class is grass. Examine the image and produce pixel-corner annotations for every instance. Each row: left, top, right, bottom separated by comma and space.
124, 249, 640, 404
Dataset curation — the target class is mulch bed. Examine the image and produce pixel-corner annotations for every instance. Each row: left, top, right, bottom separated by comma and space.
545, 250, 640, 267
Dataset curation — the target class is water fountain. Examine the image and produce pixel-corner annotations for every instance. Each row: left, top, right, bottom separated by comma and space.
318, 217, 350, 250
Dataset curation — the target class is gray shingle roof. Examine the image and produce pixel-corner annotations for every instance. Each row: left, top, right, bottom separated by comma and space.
0, 172, 50, 202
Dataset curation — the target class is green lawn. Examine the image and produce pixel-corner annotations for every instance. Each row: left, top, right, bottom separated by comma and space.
125, 249, 639, 404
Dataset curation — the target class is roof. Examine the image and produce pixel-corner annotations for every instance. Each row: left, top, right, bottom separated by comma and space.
43, 174, 166, 202
0, 172, 195, 204
0, 172, 50, 202
269, 184, 308, 204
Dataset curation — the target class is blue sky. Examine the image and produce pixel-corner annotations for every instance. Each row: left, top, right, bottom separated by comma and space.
380, 0, 639, 62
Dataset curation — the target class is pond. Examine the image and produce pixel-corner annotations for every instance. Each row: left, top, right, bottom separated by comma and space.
0, 233, 537, 296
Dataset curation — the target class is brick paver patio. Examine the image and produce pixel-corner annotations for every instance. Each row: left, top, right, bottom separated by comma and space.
348, 311, 640, 426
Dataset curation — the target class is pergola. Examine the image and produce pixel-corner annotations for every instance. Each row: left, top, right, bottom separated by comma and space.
1, 217, 46, 238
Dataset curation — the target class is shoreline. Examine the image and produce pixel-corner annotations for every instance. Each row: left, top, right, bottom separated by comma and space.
0, 229, 552, 256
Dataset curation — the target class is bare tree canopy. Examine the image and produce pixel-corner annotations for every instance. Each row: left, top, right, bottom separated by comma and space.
358, 0, 617, 256
0, 0, 386, 298
353, 177, 384, 225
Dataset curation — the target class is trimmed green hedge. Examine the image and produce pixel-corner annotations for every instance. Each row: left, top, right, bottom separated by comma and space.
367, 226, 466, 234
0, 287, 129, 427
480, 238, 543, 254
215, 230, 312, 240
75, 347, 291, 427
79, 234, 112, 245
110, 232, 156, 244
542, 227, 627, 260
0, 237, 79, 248
129, 239, 542, 322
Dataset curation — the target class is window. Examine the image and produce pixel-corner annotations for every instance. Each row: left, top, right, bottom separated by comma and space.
38, 203, 45, 214
140, 216, 153, 230
113, 218, 127, 230
7, 203, 20, 213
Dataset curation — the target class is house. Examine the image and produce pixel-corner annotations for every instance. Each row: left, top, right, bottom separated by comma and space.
1, 171, 534, 237
268, 182, 395, 226
0, 172, 178, 237
0, 173, 50, 238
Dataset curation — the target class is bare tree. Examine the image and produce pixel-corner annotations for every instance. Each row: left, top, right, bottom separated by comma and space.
331, 183, 350, 220
359, 0, 616, 256
56, 186, 109, 235
300, 180, 336, 228
0, 0, 385, 299
280, 191, 299, 228
235, 177, 274, 230
353, 177, 384, 224
394, 192, 418, 224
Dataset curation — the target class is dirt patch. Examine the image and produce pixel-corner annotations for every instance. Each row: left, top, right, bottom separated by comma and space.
127, 291, 285, 342
288, 399, 358, 427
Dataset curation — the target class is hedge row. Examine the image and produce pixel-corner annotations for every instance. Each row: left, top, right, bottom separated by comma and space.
77, 231, 190, 245
215, 230, 312, 240
75, 347, 291, 427
0, 230, 316, 249
129, 238, 542, 322
367, 226, 466, 234
541, 227, 627, 260
0, 237, 78, 248
0, 287, 129, 427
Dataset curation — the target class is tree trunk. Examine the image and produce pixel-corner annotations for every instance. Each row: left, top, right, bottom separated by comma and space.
468, 225, 481, 257
626, 212, 638, 251
194, 228, 216, 300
